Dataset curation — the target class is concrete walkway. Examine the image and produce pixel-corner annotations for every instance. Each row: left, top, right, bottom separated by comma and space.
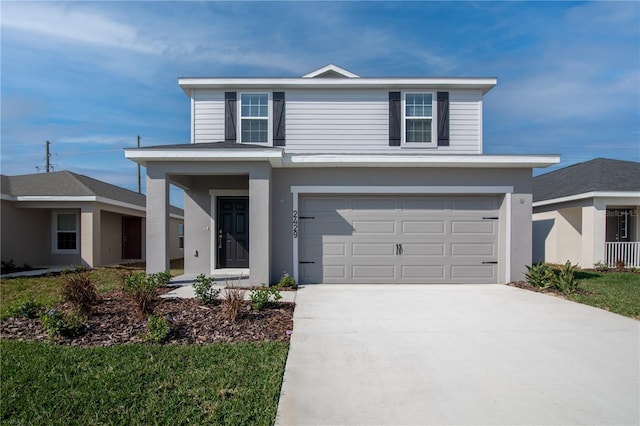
276, 284, 639, 425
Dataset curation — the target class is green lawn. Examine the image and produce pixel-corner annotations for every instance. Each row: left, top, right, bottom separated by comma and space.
0, 259, 183, 320
568, 271, 640, 319
1, 340, 288, 425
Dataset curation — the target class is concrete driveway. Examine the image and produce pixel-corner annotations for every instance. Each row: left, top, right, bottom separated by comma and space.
276, 284, 639, 425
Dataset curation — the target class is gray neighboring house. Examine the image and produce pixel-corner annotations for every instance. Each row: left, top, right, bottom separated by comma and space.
126, 64, 559, 286
1, 170, 184, 269
533, 158, 640, 268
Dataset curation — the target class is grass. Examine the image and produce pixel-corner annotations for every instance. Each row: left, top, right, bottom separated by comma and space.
567, 271, 640, 319
0, 259, 184, 320
1, 340, 288, 425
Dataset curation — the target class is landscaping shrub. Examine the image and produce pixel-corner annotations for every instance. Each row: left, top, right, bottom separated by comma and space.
148, 271, 172, 287
525, 263, 555, 289
10, 300, 44, 319
615, 260, 626, 271
593, 261, 609, 273
249, 287, 282, 311
40, 308, 87, 340
122, 272, 160, 318
142, 314, 173, 343
553, 260, 580, 294
61, 271, 98, 319
222, 285, 245, 323
277, 272, 297, 289
192, 274, 220, 305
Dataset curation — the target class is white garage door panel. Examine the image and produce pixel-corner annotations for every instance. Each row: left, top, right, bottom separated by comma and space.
299, 195, 499, 284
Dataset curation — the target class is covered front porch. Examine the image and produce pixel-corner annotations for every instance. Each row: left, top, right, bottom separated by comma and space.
143, 161, 273, 287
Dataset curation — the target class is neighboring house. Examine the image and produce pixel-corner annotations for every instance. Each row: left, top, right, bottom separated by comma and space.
532, 158, 640, 268
125, 64, 558, 285
1, 170, 184, 269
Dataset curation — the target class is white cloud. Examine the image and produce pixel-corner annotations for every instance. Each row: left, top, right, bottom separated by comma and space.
1, 2, 163, 54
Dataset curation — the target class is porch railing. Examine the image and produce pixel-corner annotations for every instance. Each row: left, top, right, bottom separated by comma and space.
605, 242, 640, 268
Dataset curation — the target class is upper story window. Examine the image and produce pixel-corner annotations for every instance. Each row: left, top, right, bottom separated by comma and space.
240, 93, 270, 143
53, 211, 79, 253
404, 92, 436, 146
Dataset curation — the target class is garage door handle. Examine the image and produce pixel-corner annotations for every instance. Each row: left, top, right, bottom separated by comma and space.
482, 261, 498, 264
396, 243, 403, 255
299, 261, 315, 264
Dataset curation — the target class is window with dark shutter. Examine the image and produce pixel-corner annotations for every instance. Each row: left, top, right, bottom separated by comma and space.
273, 92, 286, 146
437, 92, 449, 146
225, 92, 237, 143
389, 92, 401, 146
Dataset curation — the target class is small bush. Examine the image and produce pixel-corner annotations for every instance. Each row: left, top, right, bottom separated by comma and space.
148, 271, 172, 287
122, 272, 160, 318
277, 273, 297, 289
222, 285, 245, 323
10, 300, 45, 319
40, 309, 88, 340
143, 315, 173, 344
593, 261, 609, 273
615, 260, 626, 271
525, 263, 555, 289
61, 272, 98, 319
553, 260, 580, 294
193, 274, 220, 305
249, 287, 282, 311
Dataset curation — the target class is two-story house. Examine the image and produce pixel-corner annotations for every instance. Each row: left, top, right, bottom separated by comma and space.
125, 64, 559, 286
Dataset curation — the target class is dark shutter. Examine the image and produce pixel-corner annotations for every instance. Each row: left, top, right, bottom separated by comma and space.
389, 92, 401, 146
437, 92, 449, 146
225, 92, 237, 143
273, 92, 286, 146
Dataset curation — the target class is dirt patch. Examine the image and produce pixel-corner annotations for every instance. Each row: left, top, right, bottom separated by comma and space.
0, 289, 294, 346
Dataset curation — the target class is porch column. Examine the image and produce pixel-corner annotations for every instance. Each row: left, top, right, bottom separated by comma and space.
146, 167, 170, 273
80, 206, 100, 267
249, 164, 271, 286
582, 203, 606, 267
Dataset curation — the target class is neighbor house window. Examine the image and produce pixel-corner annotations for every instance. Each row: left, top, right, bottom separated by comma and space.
240, 93, 269, 143
178, 223, 184, 249
53, 212, 79, 253
404, 92, 436, 146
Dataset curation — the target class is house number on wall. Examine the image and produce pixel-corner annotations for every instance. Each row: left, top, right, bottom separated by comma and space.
292, 210, 298, 239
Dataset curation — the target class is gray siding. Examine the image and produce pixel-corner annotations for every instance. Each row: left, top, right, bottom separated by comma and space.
193, 89, 225, 143
190, 88, 483, 153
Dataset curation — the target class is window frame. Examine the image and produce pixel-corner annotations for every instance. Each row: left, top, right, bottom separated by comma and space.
238, 92, 272, 145
52, 211, 79, 254
402, 91, 437, 148
178, 223, 184, 250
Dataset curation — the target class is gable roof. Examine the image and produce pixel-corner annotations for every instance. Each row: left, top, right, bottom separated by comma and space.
302, 64, 360, 79
1, 170, 184, 216
533, 158, 640, 202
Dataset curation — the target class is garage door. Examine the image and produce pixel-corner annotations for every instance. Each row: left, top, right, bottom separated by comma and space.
298, 195, 500, 284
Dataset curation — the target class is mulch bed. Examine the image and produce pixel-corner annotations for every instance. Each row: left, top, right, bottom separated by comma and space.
507, 280, 592, 296
0, 289, 294, 347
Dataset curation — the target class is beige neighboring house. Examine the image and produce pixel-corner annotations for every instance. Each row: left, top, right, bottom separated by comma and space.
126, 64, 559, 285
1, 170, 184, 269
533, 158, 640, 268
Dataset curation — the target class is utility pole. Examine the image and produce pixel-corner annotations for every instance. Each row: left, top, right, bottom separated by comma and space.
45, 140, 52, 172
137, 135, 141, 193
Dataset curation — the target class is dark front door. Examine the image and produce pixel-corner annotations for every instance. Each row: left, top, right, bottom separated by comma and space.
217, 197, 249, 268
122, 216, 142, 259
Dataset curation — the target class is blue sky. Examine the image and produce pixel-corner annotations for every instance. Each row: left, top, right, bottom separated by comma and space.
2, 1, 639, 208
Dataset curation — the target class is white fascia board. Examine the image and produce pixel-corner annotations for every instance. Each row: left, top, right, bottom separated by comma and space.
125, 148, 284, 167
291, 185, 514, 194
178, 77, 498, 95
13, 195, 147, 213
283, 154, 560, 168
533, 191, 640, 207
